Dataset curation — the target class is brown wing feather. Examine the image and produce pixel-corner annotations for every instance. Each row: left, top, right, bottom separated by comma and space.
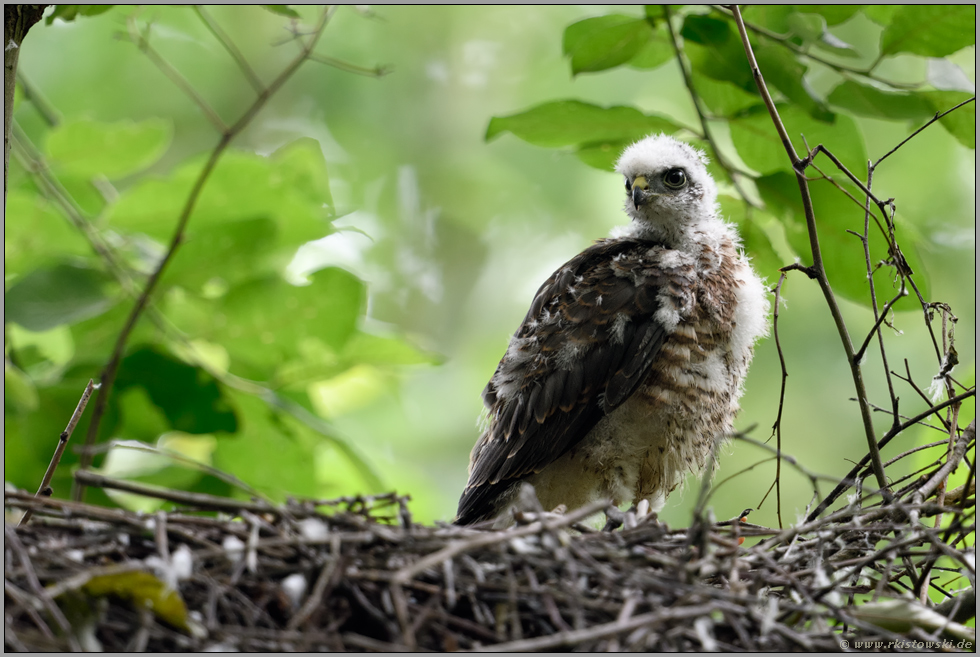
455, 238, 669, 524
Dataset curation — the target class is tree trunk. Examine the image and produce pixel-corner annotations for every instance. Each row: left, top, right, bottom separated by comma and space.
4, 4, 47, 201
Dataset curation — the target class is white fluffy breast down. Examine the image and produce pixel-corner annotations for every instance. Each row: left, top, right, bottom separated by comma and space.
731, 254, 770, 365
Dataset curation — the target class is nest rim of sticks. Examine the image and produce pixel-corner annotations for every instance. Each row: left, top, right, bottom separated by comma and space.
5, 435, 977, 654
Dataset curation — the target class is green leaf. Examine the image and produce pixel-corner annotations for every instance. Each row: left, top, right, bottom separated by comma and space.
814, 33, 859, 58
643, 5, 664, 22
80, 570, 191, 631
271, 337, 342, 388
755, 172, 801, 218
758, 173, 870, 304
70, 303, 157, 365
486, 100, 680, 148
212, 392, 321, 499
919, 91, 976, 149
783, 13, 859, 58
270, 137, 334, 217
862, 6, 898, 26
757, 172, 930, 305
880, 6, 976, 58
171, 268, 364, 375
46, 5, 114, 24
111, 387, 173, 445
563, 15, 652, 75
4, 192, 90, 276
8, 323, 75, 369
6, 264, 117, 332
5, 362, 39, 413
827, 81, 935, 121
310, 364, 387, 418
116, 347, 238, 435
164, 216, 280, 292
681, 15, 755, 92
261, 5, 301, 19
45, 118, 172, 179
109, 146, 332, 253
575, 140, 636, 171
729, 104, 866, 175
3, 417, 41, 495
628, 31, 674, 70
679, 13, 727, 44
718, 197, 783, 280
740, 6, 795, 34
342, 332, 443, 367
794, 6, 862, 27
755, 44, 834, 122
785, 12, 825, 44
693, 77, 762, 117
51, 173, 112, 219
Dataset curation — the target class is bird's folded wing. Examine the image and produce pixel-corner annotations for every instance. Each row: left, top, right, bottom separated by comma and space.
457, 239, 670, 523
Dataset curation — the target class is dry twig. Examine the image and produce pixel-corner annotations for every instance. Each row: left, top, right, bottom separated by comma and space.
5, 443, 975, 652
18, 379, 97, 527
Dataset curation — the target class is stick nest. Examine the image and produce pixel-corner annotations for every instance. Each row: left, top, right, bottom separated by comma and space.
4, 463, 976, 652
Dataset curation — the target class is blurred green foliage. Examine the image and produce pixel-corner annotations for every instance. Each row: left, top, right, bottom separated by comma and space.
4, 5, 975, 585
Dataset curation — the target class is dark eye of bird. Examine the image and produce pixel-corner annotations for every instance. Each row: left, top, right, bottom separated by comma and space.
625, 178, 631, 191
663, 168, 686, 189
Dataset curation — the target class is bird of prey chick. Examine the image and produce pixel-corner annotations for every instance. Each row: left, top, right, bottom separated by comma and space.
455, 134, 769, 527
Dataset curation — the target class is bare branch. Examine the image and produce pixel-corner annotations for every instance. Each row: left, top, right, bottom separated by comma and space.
126, 17, 228, 132
856, 159, 900, 435
805, 158, 891, 244
74, 7, 337, 501
807, 389, 976, 521
73, 470, 282, 516
392, 499, 610, 585
917, 420, 973, 502
729, 8, 799, 167
15, 71, 60, 126
309, 53, 391, 78
874, 97, 976, 168
731, 4, 889, 497
475, 604, 722, 653
18, 379, 97, 526
892, 360, 952, 432
766, 272, 789, 528
193, 6, 264, 93
854, 286, 907, 364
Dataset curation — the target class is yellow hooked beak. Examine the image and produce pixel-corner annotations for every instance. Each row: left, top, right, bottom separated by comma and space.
631, 175, 654, 208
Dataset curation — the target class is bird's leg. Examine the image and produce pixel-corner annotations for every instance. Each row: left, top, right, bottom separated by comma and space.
602, 505, 625, 531
512, 483, 571, 525
604, 497, 656, 531
635, 498, 667, 531
602, 504, 642, 531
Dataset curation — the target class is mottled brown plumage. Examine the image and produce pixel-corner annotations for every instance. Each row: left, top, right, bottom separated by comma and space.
456, 135, 768, 526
